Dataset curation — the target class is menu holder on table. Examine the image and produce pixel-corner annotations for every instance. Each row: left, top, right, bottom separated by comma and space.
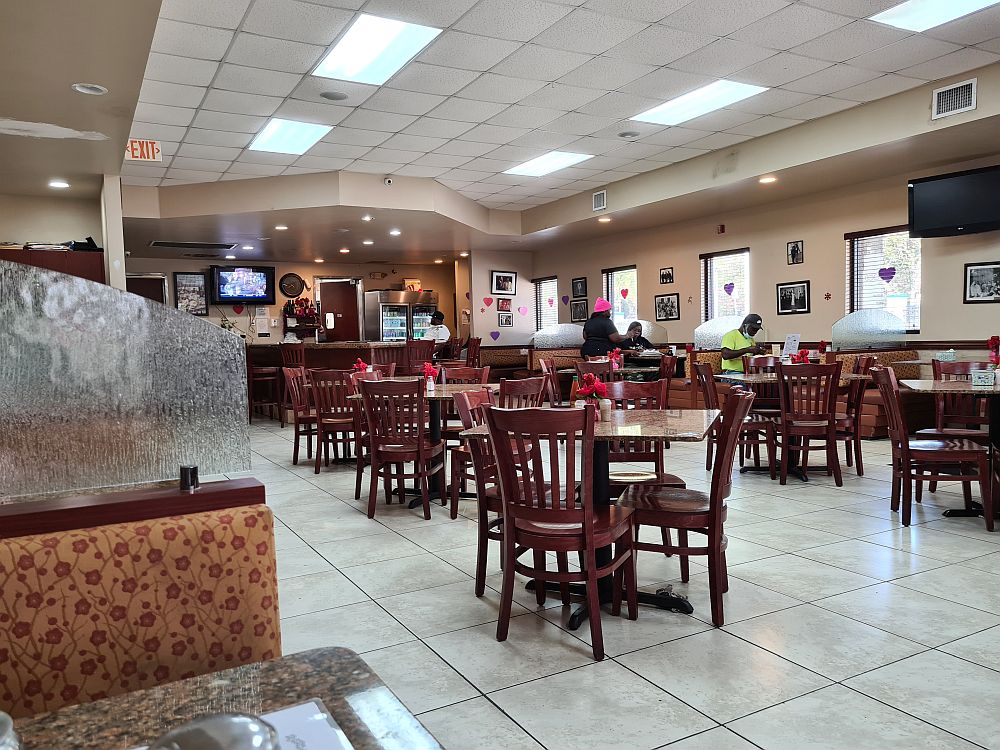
781, 334, 801, 357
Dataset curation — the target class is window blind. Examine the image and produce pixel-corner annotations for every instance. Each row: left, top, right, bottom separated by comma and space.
533, 277, 558, 330
846, 227, 921, 333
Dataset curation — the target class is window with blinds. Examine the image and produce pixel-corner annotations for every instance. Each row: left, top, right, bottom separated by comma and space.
846, 226, 921, 333
533, 276, 558, 330
602, 265, 637, 330
701, 249, 750, 321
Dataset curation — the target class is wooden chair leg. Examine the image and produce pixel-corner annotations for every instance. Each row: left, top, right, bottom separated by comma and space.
532, 550, 547, 605
419, 466, 431, 520
292, 424, 301, 465
854, 435, 864, 476
678, 529, 689, 582
901, 468, 913, 526
928, 480, 938, 493
979, 456, 994, 532
584, 552, 604, 661
449, 457, 461, 520
828, 430, 843, 486
845, 438, 853, 467
314, 428, 324, 474
915, 471, 923, 504
890, 470, 901, 512
611, 557, 622, 617
368, 460, 381, 519
625, 542, 638, 621
383, 462, 394, 509
708, 541, 726, 627
779, 437, 789, 485
659, 526, 673, 558
354, 455, 364, 500
475, 518, 490, 598
394, 463, 404, 504
556, 552, 570, 605
767, 425, 777, 480
496, 537, 516, 642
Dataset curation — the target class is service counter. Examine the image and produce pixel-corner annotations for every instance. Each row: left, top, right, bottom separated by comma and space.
247, 341, 406, 369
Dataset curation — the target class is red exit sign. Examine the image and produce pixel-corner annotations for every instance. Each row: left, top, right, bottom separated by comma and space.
124, 138, 162, 162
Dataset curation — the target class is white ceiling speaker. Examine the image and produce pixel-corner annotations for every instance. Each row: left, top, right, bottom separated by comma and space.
932, 79, 976, 120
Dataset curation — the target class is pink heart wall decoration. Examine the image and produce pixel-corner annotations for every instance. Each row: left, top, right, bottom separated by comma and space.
620, 289, 628, 299
489, 331, 501, 341
483, 297, 494, 307
723, 283, 735, 296
878, 267, 896, 283
548, 298, 554, 307
517, 305, 528, 316
232, 305, 244, 314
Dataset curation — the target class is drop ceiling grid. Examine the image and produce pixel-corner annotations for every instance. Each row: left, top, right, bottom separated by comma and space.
126, 0, 1000, 206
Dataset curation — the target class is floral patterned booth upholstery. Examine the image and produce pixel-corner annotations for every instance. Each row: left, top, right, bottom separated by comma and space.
0, 503, 280, 719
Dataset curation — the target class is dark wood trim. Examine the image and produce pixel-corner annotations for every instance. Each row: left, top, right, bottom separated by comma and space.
843, 225, 909, 241
0, 478, 266, 540
530, 275, 557, 283
698, 247, 750, 260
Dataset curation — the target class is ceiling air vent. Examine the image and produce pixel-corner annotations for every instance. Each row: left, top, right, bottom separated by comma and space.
149, 240, 239, 251
932, 79, 976, 120
181, 252, 220, 259
592, 190, 607, 212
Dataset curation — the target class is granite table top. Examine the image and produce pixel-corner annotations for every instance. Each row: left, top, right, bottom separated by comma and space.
17, 647, 441, 750
461, 408, 720, 442
557, 366, 661, 375
250, 341, 405, 348
349, 381, 498, 401
715, 372, 870, 382
900, 379, 1000, 394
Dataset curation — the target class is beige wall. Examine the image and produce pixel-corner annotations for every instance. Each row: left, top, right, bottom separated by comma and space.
533, 169, 1000, 343
0, 193, 103, 245
469, 249, 536, 346
454, 257, 472, 340
124, 256, 456, 341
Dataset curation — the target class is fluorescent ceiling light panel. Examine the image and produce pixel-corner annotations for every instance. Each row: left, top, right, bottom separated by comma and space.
631, 80, 768, 126
249, 118, 332, 155
871, 0, 1000, 31
505, 151, 595, 177
314, 14, 441, 85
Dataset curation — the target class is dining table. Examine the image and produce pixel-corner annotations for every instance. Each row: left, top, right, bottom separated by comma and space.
16, 647, 441, 749
462, 407, 720, 629
558, 366, 662, 376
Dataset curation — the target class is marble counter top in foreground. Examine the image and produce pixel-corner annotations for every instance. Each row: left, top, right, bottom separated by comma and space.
249, 341, 404, 348
18, 647, 442, 750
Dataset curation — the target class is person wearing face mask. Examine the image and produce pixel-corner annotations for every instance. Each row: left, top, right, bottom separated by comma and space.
720, 314, 768, 373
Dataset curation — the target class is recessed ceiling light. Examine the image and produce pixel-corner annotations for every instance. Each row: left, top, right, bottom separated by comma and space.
241, 245, 253, 250
339, 247, 350, 254
434, 259, 444, 264
362, 239, 374, 245
225, 255, 236, 260
320, 91, 350, 101
459, 251, 469, 257
505, 151, 595, 177
871, 0, 1000, 31
274, 225, 288, 231
313, 14, 442, 85
48, 179, 70, 189
256, 236, 270, 240
315, 258, 325, 263
249, 118, 332, 155
389, 229, 401, 236
759, 176, 778, 184
361, 214, 374, 221
71, 83, 108, 96
632, 80, 768, 126
598, 216, 612, 223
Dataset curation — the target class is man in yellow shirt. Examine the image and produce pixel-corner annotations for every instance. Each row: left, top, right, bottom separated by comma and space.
720, 314, 768, 373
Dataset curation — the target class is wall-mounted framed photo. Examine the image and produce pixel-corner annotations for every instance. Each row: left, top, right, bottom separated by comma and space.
173, 271, 209, 316
659, 267, 674, 284
654, 293, 680, 321
496, 298, 512, 312
787, 241, 804, 265
571, 277, 587, 298
963, 261, 1000, 303
570, 299, 588, 322
776, 280, 810, 315
491, 270, 516, 296
497, 312, 514, 327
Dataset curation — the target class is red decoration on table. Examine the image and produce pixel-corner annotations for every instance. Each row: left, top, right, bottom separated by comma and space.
788, 349, 811, 364
818, 340, 828, 354
990, 351, 1000, 367
576, 372, 608, 400
423, 362, 438, 380
685, 344, 694, 354
988, 335, 999, 355
609, 348, 622, 369
352, 358, 368, 371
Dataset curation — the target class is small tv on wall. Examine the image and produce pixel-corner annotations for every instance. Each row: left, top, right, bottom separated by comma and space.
210, 265, 276, 305
909, 164, 1000, 238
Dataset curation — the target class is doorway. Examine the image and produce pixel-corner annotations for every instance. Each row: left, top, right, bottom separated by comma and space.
314, 277, 363, 342
126, 274, 167, 304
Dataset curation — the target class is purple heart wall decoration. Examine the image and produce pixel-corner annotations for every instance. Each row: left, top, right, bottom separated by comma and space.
561, 295, 570, 305
878, 267, 896, 283
489, 331, 501, 341
723, 282, 735, 296
517, 305, 528, 316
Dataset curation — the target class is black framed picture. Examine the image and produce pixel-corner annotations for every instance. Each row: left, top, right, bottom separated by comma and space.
570, 299, 588, 322
571, 277, 587, 298
173, 271, 209, 316
491, 270, 516, 296
660, 267, 674, 284
776, 280, 810, 315
654, 293, 680, 321
963, 261, 1000, 303
497, 312, 514, 327
787, 241, 804, 265
496, 298, 512, 312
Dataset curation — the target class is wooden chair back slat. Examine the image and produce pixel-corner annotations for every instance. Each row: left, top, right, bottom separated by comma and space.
498, 376, 547, 408
931, 359, 991, 430
575, 359, 624, 382
279, 342, 305, 367
405, 339, 437, 375
604, 379, 669, 467
282, 367, 310, 415
538, 358, 563, 407
309, 368, 354, 420
441, 366, 490, 384
693, 362, 720, 410
360, 378, 428, 451
465, 337, 482, 367
776, 362, 842, 424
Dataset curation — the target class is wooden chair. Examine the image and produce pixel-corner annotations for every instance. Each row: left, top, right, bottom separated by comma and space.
277, 342, 305, 424
538, 357, 563, 406
872, 366, 992, 530
282, 366, 316, 465
498, 376, 547, 408
247, 347, 280, 424
440, 366, 491, 442
309, 369, 357, 474
404, 339, 436, 375
484, 404, 638, 660
741, 355, 781, 413
370, 345, 397, 372
576, 359, 624, 383
657, 354, 677, 384
836, 355, 874, 475
371, 362, 397, 378
618, 389, 754, 626
360, 378, 446, 520
465, 336, 482, 367
775, 361, 844, 485
347, 370, 382, 500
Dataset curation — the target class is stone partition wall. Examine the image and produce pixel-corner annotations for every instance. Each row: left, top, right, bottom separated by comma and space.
0, 260, 249, 498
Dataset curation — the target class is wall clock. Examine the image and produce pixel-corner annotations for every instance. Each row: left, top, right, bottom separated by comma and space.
279, 273, 305, 298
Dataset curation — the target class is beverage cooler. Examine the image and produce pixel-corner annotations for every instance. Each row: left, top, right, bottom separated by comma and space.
363, 290, 439, 341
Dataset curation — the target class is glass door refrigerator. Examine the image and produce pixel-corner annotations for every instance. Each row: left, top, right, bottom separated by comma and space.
410, 304, 437, 340
379, 303, 409, 342
363, 291, 439, 341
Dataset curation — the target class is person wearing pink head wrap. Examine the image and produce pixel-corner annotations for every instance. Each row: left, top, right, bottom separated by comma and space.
580, 297, 633, 357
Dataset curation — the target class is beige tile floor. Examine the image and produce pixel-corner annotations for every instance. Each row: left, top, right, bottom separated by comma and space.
241, 419, 1000, 750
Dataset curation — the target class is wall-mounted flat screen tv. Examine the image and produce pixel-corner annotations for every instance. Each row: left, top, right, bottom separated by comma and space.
908, 165, 1000, 238
210, 265, 276, 305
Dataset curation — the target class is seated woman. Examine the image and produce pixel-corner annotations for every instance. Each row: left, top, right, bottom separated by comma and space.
620, 321, 653, 351
580, 298, 632, 357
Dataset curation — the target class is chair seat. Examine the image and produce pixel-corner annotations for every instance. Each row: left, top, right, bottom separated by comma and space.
915, 427, 987, 438
619, 486, 726, 518
318, 416, 354, 429
608, 470, 686, 488
514, 505, 633, 545
377, 441, 445, 459
788, 419, 830, 427
908, 438, 988, 454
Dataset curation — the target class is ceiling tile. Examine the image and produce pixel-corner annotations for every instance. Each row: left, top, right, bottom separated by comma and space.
834, 73, 925, 102
849, 36, 961, 72
516, 82, 605, 109
139, 79, 206, 108
725, 87, 815, 114
791, 20, 909, 63
456, 123, 531, 143
490, 44, 592, 81
159, 0, 252, 29
558, 56, 657, 89
566, 135, 641, 154
242, 0, 352, 45
729, 4, 852, 50
170, 157, 233, 172
413, 153, 474, 168
652, 146, 708, 163
236, 151, 300, 165
441, 168, 501, 181
582, 0, 688, 21
531, 9, 648, 54
272, 100, 352, 125
547, 165, 599, 179
295, 155, 355, 170
681, 108, 760, 130
455, 73, 547, 104
731, 52, 832, 87
777, 95, 858, 118
575, 91, 660, 117
898, 48, 1000, 81
976, 37, 1000, 54
202, 89, 283, 116
129, 122, 190, 142
726, 115, 802, 136
572, 154, 633, 169
486, 105, 565, 128
662, 0, 789, 36
589, 169, 637, 183
605, 141, 668, 159
214, 64, 303, 97
121, 176, 164, 187
306, 141, 371, 158
282, 166, 328, 176
604, 25, 715, 66
321, 127, 391, 146
226, 162, 288, 176
134, 102, 196, 127
346, 160, 405, 174
178, 143, 243, 160
191, 110, 268, 133
544, 112, 619, 135
783, 63, 881, 95
339, 109, 419, 132
925, 5, 1000, 46
508, 130, 579, 149
386, 63, 480, 96
637, 126, 712, 145
361, 0, 478, 26
121, 164, 168, 178
143, 53, 219, 86
164, 170, 223, 182
226, 33, 324, 73
799, 0, 898, 16
619, 67, 713, 99
670, 39, 778, 78
589, 120, 664, 139
151, 19, 235, 60
453, 0, 572, 42
484, 144, 548, 161
418, 32, 522, 71
218, 172, 270, 180
381, 133, 450, 151
365, 148, 424, 164
290, 77, 378, 107
435, 140, 500, 156
461, 157, 520, 171
392, 164, 452, 178
363, 88, 447, 115
403, 117, 476, 138
427, 97, 509, 121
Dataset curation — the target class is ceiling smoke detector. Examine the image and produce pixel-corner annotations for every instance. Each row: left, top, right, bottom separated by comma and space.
618, 131, 641, 139
320, 91, 350, 101
71, 83, 108, 96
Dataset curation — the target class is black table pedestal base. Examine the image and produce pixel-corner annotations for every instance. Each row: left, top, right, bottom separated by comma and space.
524, 581, 694, 630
